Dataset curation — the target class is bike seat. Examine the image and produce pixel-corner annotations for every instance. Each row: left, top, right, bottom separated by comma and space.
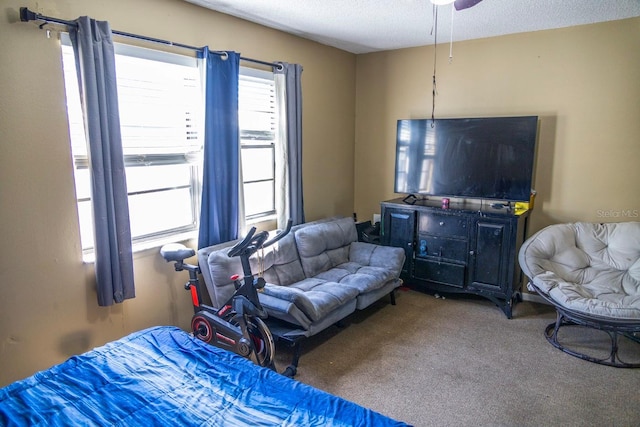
160, 243, 196, 263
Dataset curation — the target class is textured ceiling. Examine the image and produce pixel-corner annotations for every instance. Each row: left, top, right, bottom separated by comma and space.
186, 0, 640, 54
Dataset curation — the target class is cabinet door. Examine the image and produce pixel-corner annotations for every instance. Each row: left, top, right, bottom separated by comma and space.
469, 219, 510, 292
381, 207, 415, 276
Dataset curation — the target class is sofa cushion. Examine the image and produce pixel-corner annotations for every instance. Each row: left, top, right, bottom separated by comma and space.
314, 243, 406, 294
295, 217, 358, 278
203, 229, 307, 305
262, 278, 359, 322
340, 266, 398, 293
313, 264, 396, 293
349, 242, 406, 272
260, 232, 306, 286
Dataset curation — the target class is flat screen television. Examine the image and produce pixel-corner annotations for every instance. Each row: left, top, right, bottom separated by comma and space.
394, 116, 538, 202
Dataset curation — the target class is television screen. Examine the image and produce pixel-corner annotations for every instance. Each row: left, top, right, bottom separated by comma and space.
394, 116, 538, 202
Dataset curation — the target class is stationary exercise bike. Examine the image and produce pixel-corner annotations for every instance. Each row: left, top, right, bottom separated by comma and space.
160, 220, 294, 375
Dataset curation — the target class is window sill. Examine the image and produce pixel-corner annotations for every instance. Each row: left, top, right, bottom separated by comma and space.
80, 214, 279, 264
247, 213, 276, 225
246, 214, 278, 232
81, 230, 197, 264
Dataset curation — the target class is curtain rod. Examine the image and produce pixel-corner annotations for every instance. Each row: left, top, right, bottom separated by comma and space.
19, 7, 282, 70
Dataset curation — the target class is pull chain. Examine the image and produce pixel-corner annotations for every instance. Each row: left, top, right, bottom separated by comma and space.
449, 3, 454, 63
431, 4, 438, 126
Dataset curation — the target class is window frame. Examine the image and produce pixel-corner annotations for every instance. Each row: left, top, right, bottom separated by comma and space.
61, 36, 281, 260
238, 67, 278, 222
61, 35, 204, 259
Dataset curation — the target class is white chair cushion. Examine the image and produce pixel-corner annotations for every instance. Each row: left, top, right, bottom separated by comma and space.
520, 222, 640, 319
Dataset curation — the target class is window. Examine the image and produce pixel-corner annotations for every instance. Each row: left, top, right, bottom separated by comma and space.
61, 37, 204, 256
61, 37, 279, 258
239, 69, 277, 220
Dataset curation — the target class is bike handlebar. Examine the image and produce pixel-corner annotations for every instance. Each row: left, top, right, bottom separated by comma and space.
227, 219, 292, 259
262, 219, 292, 248
227, 227, 257, 258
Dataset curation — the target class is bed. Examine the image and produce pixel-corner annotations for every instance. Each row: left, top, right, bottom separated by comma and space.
0, 326, 409, 426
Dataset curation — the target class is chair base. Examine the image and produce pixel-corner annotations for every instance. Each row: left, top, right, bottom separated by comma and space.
529, 282, 640, 368
544, 311, 640, 369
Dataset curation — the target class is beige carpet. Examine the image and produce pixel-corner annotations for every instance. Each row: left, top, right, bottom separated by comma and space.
274, 289, 640, 427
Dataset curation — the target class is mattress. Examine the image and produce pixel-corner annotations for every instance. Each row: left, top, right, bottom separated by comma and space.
0, 326, 409, 426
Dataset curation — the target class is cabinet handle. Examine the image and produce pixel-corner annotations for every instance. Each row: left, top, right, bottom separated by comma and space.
439, 221, 445, 226
469, 250, 475, 255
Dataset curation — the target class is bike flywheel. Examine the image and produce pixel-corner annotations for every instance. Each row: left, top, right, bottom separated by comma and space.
246, 317, 275, 369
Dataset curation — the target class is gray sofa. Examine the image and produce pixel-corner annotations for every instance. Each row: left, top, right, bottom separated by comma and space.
197, 216, 406, 339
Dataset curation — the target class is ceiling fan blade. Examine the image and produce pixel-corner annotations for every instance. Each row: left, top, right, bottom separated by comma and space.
454, 0, 483, 11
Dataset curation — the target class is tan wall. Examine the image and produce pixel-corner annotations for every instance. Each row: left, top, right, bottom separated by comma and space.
0, 0, 355, 386
2, 0, 638, 388
355, 18, 640, 234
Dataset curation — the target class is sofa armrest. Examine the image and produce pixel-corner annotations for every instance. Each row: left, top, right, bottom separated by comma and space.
349, 242, 405, 276
197, 240, 238, 305
258, 291, 313, 330
196, 241, 243, 308
262, 284, 320, 322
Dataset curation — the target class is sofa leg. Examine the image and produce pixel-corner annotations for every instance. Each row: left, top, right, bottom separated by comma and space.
390, 290, 396, 305
279, 338, 301, 378
281, 341, 301, 378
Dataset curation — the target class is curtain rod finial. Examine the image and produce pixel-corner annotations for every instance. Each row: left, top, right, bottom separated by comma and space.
20, 7, 38, 22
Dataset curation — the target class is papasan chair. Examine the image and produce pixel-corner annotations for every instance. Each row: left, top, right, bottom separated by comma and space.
519, 221, 640, 367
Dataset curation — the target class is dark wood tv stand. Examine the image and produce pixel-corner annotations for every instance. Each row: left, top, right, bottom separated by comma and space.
380, 198, 530, 318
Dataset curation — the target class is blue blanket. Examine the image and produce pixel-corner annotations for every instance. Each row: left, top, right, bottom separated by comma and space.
0, 326, 409, 426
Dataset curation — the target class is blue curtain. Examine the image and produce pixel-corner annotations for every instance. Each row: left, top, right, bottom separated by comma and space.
275, 62, 305, 225
198, 49, 241, 249
70, 17, 135, 306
